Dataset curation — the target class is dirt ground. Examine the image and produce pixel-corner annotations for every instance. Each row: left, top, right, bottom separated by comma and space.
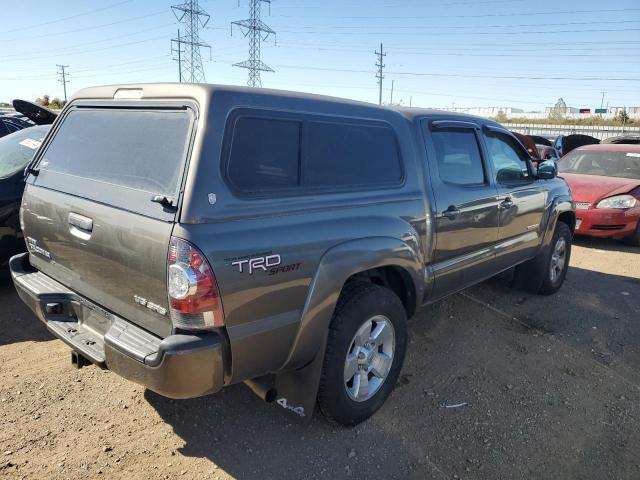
1, 236, 639, 480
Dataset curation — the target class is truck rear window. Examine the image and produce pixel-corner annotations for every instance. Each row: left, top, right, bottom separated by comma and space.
39, 108, 193, 196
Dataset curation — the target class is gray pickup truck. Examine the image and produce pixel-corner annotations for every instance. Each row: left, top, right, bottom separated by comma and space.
11, 84, 575, 426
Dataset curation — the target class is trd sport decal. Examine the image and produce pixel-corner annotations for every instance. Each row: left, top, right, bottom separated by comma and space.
268, 263, 301, 276
228, 253, 301, 276
232, 254, 281, 275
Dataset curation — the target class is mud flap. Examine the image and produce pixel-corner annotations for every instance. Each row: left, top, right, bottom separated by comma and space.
512, 242, 550, 293
273, 334, 328, 423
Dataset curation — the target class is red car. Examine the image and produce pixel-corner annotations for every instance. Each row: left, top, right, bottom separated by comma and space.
557, 144, 640, 245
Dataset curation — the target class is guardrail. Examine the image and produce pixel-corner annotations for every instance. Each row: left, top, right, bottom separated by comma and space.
506, 123, 640, 140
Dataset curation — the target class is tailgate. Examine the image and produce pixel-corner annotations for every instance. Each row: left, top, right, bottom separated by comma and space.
22, 104, 196, 338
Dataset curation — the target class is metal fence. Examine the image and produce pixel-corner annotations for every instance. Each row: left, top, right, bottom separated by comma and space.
507, 123, 640, 141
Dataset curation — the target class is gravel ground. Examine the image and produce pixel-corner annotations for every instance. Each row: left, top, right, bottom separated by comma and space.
0, 236, 639, 480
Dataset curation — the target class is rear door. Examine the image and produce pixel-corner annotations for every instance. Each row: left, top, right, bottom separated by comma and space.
22, 103, 196, 337
422, 120, 501, 298
481, 127, 546, 269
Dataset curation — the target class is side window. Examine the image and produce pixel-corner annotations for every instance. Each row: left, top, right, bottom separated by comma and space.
304, 121, 402, 187
484, 131, 532, 183
430, 129, 485, 185
227, 117, 301, 192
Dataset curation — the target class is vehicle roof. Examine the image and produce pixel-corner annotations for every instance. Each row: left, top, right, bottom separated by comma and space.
574, 143, 640, 153
71, 83, 492, 124
392, 106, 496, 123
72, 83, 381, 108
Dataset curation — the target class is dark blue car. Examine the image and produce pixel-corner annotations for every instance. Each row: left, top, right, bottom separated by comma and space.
0, 125, 51, 269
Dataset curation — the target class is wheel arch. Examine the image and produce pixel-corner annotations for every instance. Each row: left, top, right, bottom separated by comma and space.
344, 265, 418, 319
281, 236, 422, 372
541, 195, 575, 250
273, 236, 422, 422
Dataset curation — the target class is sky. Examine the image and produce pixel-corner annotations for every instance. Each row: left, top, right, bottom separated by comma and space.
1, 0, 639, 111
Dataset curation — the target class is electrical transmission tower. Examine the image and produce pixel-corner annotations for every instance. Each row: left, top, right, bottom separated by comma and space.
57, 64, 70, 102
171, 0, 211, 83
231, 0, 276, 88
375, 43, 386, 105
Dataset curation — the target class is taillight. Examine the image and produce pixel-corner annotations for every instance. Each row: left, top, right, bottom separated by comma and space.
167, 236, 224, 331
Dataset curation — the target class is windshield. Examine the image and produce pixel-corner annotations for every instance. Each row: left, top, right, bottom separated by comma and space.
558, 150, 640, 180
0, 125, 49, 178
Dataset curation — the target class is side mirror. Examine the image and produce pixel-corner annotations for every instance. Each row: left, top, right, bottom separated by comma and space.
537, 160, 557, 179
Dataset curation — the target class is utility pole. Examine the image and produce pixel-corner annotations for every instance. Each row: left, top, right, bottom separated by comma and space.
171, 1, 211, 83
56, 64, 69, 102
409, 96, 413, 108
600, 91, 606, 109
172, 29, 184, 82
232, 0, 276, 88
390, 80, 395, 105
375, 43, 386, 105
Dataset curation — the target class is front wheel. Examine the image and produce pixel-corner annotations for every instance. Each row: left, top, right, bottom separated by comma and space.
318, 282, 407, 426
513, 221, 572, 295
538, 222, 572, 295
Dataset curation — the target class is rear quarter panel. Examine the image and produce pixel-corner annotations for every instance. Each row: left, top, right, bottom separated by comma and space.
174, 91, 428, 383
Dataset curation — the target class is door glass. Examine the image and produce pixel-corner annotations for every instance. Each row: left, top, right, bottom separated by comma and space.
484, 132, 531, 183
431, 129, 485, 185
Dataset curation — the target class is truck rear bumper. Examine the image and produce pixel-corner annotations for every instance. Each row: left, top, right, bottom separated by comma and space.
9, 252, 224, 399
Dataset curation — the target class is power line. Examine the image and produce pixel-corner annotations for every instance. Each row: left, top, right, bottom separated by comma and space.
274, 7, 640, 19
275, 43, 639, 59
268, 27, 640, 36
7, 34, 169, 64
275, 0, 526, 7
56, 65, 70, 102
375, 43, 386, 105
232, 0, 276, 87
277, 39, 640, 49
0, 11, 167, 42
269, 64, 640, 82
271, 19, 640, 31
0, 0, 134, 35
171, 0, 212, 83
0, 23, 175, 59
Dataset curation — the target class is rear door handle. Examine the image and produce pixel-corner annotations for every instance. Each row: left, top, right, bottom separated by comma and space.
442, 206, 460, 219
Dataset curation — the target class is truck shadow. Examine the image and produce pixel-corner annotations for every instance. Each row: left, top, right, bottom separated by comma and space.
144, 386, 425, 479
145, 266, 640, 480
0, 279, 53, 346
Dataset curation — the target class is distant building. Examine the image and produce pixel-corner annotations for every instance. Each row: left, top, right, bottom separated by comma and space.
544, 106, 580, 115
609, 106, 640, 116
430, 105, 639, 120
440, 106, 525, 116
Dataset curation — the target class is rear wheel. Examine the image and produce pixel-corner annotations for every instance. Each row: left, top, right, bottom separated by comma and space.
318, 282, 407, 426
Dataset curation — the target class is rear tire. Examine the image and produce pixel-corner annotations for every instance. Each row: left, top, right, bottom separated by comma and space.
623, 223, 640, 247
318, 282, 407, 427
